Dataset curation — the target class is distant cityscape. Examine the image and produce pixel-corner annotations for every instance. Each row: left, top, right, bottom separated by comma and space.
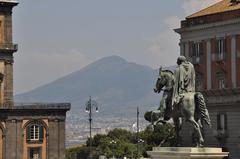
65, 111, 148, 147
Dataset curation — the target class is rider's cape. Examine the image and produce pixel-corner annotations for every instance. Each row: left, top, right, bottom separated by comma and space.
172, 61, 195, 106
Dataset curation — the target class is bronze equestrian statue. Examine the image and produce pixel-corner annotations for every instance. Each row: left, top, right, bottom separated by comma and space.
145, 56, 211, 147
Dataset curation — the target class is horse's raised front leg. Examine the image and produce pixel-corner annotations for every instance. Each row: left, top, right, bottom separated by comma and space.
187, 117, 204, 147
173, 117, 182, 146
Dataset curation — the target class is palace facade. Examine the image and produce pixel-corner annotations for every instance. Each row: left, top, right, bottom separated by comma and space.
0, 1, 70, 159
175, 0, 240, 158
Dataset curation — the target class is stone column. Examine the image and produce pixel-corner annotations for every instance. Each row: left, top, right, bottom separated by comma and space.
180, 42, 185, 56
184, 42, 189, 58
231, 35, 237, 88
4, 14, 13, 44
48, 119, 59, 159
0, 60, 5, 106
5, 119, 17, 159
59, 119, 66, 159
206, 39, 212, 90
16, 120, 23, 159
4, 60, 13, 108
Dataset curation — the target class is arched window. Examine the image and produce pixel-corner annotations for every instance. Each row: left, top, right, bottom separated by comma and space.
26, 122, 44, 143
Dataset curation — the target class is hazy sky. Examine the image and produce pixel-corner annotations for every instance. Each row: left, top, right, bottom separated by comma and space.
12, 0, 220, 94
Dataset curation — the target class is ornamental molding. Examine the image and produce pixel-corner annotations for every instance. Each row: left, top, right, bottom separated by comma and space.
175, 18, 240, 33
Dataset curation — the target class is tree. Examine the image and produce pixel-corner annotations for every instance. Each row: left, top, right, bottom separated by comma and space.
66, 125, 175, 159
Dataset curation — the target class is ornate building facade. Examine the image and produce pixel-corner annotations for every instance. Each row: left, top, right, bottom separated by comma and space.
0, 1, 70, 159
175, 0, 240, 158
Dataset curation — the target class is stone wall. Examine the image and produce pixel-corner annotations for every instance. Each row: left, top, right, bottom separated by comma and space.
0, 103, 70, 159
180, 94, 240, 159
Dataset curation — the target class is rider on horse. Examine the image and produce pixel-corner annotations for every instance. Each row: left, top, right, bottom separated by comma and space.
172, 56, 195, 107
149, 56, 211, 146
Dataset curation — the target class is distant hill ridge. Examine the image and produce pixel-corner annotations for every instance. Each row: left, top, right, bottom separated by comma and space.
15, 55, 174, 116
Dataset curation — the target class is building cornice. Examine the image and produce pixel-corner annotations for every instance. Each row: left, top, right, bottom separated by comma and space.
201, 88, 240, 96
0, 0, 18, 5
175, 18, 240, 34
201, 88, 240, 105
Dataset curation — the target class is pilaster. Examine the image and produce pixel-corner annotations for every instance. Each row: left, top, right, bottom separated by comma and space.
5, 119, 17, 159
179, 42, 185, 56
206, 39, 212, 90
231, 35, 237, 88
184, 42, 189, 58
58, 119, 66, 159
3, 60, 13, 108
48, 119, 60, 159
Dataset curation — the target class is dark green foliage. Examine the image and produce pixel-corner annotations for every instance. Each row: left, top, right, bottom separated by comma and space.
144, 111, 163, 123
66, 146, 89, 159
144, 111, 152, 122
66, 125, 175, 159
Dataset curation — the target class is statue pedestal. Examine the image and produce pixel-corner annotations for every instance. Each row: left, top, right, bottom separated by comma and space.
147, 147, 229, 159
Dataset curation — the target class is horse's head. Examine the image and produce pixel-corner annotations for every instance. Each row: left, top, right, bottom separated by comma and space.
154, 67, 166, 93
154, 67, 174, 93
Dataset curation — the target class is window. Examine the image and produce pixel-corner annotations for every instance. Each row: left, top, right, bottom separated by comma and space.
29, 147, 41, 159
217, 113, 227, 131
27, 122, 44, 143
193, 42, 203, 57
216, 38, 226, 61
216, 71, 226, 89
218, 79, 225, 89
191, 42, 203, 64
196, 73, 203, 90
30, 125, 40, 141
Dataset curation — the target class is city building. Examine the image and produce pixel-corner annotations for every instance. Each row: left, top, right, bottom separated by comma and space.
175, 0, 240, 158
0, 1, 70, 159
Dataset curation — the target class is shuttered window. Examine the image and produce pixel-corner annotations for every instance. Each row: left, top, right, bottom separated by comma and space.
216, 38, 226, 61
191, 42, 203, 57
26, 123, 44, 143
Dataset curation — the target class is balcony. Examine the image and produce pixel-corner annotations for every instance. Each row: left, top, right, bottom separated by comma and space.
0, 43, 18, 52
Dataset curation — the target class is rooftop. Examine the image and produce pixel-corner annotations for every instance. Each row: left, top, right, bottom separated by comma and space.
0, 0, 17, 3
1, 103, 71, 110
187, 0, 240, 19
0, 0, 18, 6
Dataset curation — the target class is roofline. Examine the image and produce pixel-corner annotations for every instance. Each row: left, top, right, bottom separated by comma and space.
186, 0, 223, 19
0, 0, 18, 6
174, 17, 240, 34
7, 103, 71, 111
187, 8, 240, 20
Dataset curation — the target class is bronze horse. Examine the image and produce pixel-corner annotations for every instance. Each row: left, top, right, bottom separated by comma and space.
152, 68, 211, 147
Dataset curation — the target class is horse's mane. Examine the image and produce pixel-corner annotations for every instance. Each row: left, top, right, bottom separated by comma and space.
162, 69, 174, 75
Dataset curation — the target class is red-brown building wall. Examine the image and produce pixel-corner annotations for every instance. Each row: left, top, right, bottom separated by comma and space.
210, 36, 232, 89
237, 35, 240, 87
190, 41, 208, 89
226, 36, 232, 88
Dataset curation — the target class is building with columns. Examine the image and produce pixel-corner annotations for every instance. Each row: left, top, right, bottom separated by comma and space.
0, 0, 17, 107
0, 1, 70, 159
175, 0, 240, 158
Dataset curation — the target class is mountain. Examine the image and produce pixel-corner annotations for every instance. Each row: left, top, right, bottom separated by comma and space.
15, 56, 170, 117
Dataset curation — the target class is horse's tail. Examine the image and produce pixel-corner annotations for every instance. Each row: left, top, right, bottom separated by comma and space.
195, 92, 212, 127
